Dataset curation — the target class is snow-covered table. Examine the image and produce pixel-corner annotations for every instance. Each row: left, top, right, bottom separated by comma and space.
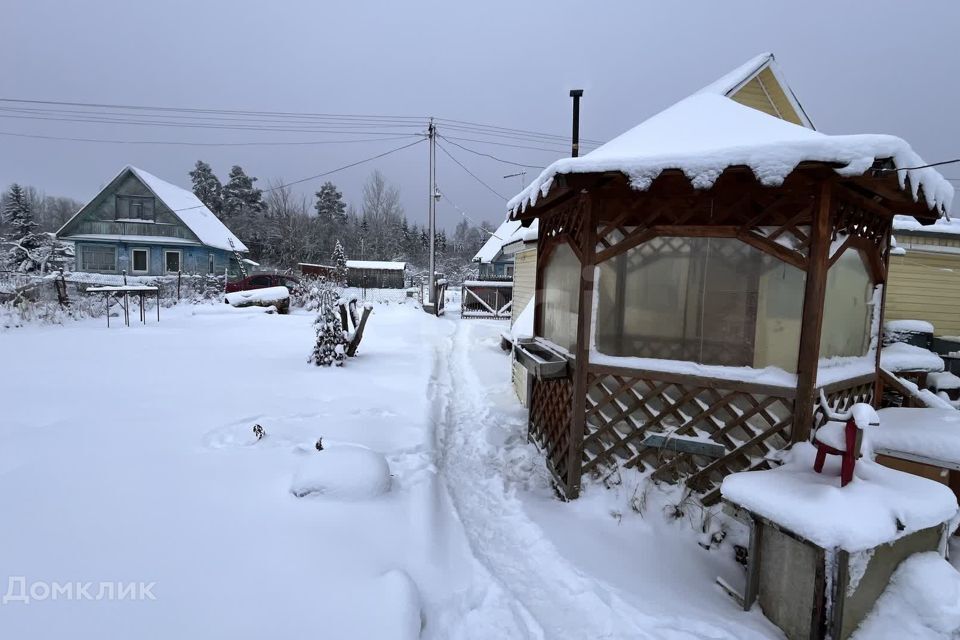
721, 443, 957, 640
86, 285, 160, 327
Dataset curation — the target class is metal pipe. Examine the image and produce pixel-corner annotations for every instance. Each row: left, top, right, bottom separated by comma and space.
569, 89, 584, 158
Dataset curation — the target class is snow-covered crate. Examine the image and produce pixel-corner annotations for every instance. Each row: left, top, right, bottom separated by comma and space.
721, 443, 958, 640
883, 319, 934, 350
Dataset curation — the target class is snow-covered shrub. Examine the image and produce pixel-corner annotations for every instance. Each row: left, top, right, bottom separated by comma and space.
308, 290, 349, 367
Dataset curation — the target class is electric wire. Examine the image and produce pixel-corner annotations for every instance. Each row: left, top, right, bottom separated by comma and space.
0, 130, 424, 147
436, 141, 508, 200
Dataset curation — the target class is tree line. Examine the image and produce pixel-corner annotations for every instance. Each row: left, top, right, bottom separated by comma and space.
188, 161, 493, 278
1, 162, 498, 280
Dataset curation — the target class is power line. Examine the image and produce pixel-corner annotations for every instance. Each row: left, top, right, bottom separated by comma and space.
0, 130, 424, 147
882, 159, 960, 172
437, 134, 545, 169
436, 187, 497, 236
441, 134, 576, 154
171, 137, 426, 212
436, 140, 507, 201
434, 116, 604, 145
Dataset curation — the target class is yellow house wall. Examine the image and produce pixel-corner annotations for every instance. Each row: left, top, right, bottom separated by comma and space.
511, 245, 537, 407
887, 244, 960, 336
512, 246, 537, 324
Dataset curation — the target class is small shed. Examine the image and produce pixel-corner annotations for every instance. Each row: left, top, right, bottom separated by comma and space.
509, 55, 952, 502
299, 262, 337, 280
346, 260, 406, 289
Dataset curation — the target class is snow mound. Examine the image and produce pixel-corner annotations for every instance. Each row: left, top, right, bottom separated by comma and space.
371, 570, 422, 640
881, 342, 944, 373
290, 444, 391, 499
885, 319, 935, 334
852, 552, 960, 640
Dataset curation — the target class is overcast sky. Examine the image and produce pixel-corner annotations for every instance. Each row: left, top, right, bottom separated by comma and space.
3, 0, 958, 229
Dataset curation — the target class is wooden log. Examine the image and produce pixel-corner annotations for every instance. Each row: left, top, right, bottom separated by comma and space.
346, 304, 372, 357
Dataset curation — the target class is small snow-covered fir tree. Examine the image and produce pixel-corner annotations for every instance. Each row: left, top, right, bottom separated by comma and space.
2, 184, 55, 272
332, 241, 347, 285
308, 298, 348, 367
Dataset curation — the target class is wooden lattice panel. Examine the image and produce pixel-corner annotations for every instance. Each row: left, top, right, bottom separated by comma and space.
529, 377, 574, 490
581, 369, 794, 501
833, 197, 890, 252
814, 378, 876, 429
540, 196, 586, 249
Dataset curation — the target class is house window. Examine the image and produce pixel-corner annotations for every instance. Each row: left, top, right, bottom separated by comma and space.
541, 242, 580, 352
595, 236, 806, 371
80, 245, 117, 272
164, 250, 181, 273
115, 195, 155, 221
131, 248, 149, 273
208, 253, 215, 274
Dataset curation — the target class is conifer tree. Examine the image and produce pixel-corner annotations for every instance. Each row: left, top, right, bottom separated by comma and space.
4, 184, 37, 239
308, 298, 348, 367
221, 166, 264, 218
189, 161, 224, 217
314, 182, 346, 223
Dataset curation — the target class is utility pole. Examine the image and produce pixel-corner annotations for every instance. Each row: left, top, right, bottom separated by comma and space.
569, 89, 584, 158
427, 118, 438, 311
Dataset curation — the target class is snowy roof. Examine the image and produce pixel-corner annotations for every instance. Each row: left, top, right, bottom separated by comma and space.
508, 77, 952, 218
65, 234, 201, 246
874, 408, 960, 466
58, 165, 248, 253
473, 219, 524, 263
346, 260, 406, 271
893, 214, 960, 236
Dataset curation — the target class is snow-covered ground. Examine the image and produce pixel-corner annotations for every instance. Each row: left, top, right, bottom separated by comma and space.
0, 298, 952, 638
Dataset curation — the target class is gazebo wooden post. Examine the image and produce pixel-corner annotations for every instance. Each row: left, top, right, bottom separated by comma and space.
566, 193, 596, 498
793, 180, 833, 443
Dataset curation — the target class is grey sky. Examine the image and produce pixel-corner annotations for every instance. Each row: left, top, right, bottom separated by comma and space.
3, 0, 958, 230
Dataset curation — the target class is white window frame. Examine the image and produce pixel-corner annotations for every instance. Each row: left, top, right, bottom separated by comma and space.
164, 249, 182, 274
131, 247, 150, 274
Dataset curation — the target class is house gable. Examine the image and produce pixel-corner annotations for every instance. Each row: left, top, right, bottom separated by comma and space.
58, 168, 202, 245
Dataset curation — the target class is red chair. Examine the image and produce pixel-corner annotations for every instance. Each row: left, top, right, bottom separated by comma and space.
812, 395, 879, 487
813, 418, 860, 487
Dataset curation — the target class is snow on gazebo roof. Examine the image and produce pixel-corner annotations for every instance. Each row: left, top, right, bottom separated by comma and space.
508, 91, 953, 219
473, 219, 524, 263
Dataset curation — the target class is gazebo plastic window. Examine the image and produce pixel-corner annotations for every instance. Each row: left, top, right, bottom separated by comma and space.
595, 236, 806, 371
820, 248, 874, 359
541, 241, 580, 353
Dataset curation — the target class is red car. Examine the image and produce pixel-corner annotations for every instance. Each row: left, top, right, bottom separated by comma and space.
225, 273, 302, 294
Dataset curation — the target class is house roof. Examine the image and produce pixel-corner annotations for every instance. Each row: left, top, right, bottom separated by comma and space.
57, 165, 248, 253
473, 219, 525, 263
697, 52, 814, 129
507, 55, 953, 219
346, 260, 406, 271
893, 214, 960, 236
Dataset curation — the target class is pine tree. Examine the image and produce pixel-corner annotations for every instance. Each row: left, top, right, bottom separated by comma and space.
221, 166, 264, 218
189, 161, 224, 217
308, 299, 348, 367
314, 181, 346, 223
332, 240, 347, 285
4, 184, 37, 240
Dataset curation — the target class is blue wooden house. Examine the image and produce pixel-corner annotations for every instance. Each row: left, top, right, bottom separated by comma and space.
57, 165, 248, 276
473, 219, 524, 280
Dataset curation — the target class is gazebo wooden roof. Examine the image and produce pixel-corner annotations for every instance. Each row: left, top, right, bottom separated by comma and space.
510, 74, 953, 502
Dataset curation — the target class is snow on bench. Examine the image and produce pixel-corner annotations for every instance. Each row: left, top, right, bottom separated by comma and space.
224, 286, 290, 313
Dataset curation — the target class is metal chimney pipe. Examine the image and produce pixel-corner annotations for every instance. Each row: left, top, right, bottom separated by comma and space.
569, 89, 583, 157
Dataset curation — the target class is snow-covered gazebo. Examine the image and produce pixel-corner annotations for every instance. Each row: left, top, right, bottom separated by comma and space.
510, 59, 953, 501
